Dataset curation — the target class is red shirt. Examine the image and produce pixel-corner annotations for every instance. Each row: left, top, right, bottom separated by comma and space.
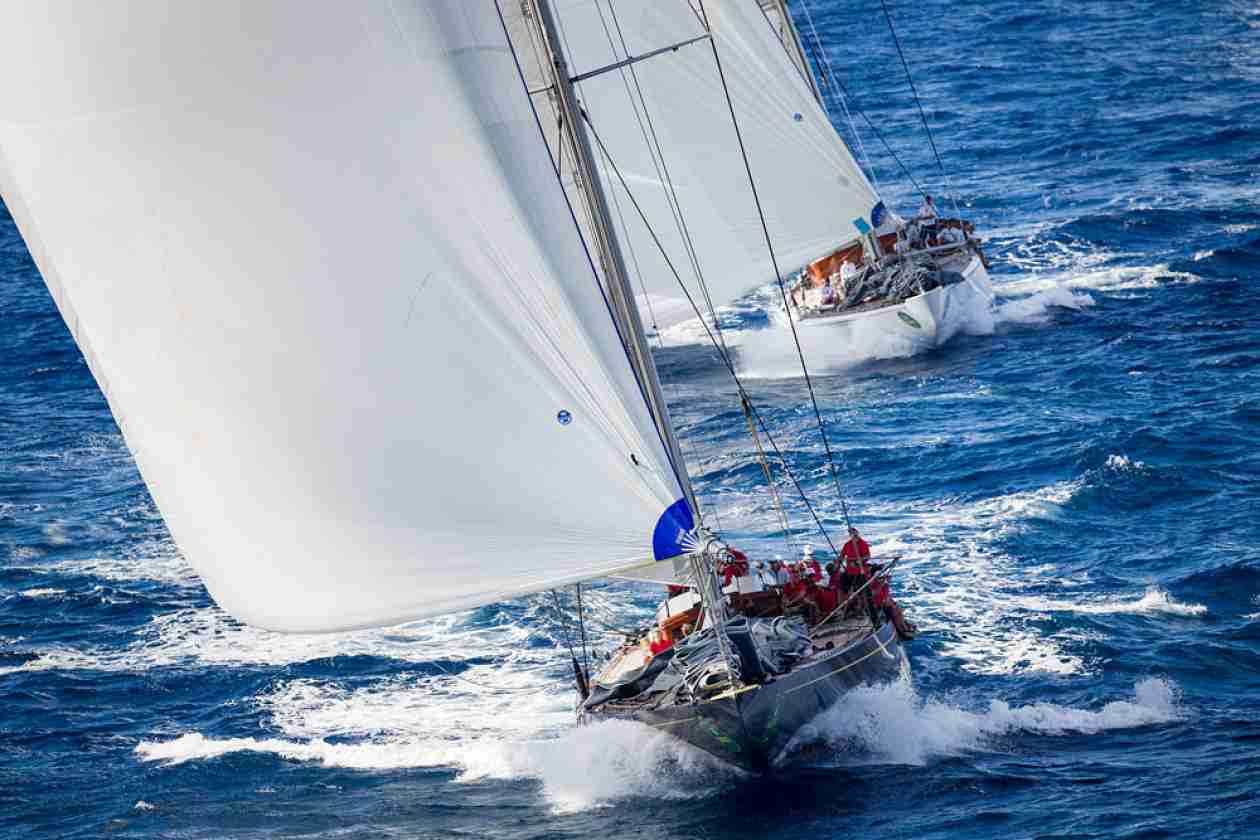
806, 559, 822, 581
842, 537, 870, 574
812, 586, 838, 616
871, 576, 891, 608
649, 636, 674, 655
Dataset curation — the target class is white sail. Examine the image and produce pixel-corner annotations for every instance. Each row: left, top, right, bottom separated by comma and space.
549, 0, 880, 329
0, 1, 698, 632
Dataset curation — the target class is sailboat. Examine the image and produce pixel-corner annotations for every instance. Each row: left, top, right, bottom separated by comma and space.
0, 0, 912, 773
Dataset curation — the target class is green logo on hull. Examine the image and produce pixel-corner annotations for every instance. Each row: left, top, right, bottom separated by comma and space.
898, 312, 923, 329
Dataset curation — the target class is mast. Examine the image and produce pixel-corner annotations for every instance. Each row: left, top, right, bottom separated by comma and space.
527, 0, 700, 523
761, 0, 822, 106
529, 0, 738, 690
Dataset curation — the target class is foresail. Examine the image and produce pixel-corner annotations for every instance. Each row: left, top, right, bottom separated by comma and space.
549, 0, 880, 330
0, 1, 696, 632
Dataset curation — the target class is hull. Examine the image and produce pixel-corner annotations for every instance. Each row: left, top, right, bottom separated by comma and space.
584, 620, 907, 772
790, 254, 993, 348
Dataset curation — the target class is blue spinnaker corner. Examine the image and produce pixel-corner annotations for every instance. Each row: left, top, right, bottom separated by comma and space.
652, 497, 696, 561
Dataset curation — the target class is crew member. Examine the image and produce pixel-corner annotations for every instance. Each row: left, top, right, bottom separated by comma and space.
720, 547, 749, 585
782, 567, 807, 605
773, 559, 790, 587
819, 277, 838, 307
916, 194, 938, 224
838, 527, 871, 614
808, 577, 839, 624
868, 563, 917, 639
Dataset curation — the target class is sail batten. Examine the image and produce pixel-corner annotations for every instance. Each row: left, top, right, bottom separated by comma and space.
0, 1, 696, 632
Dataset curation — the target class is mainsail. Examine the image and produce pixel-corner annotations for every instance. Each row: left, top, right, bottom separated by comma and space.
0, 2, 698, 632
541, 0, 881, 330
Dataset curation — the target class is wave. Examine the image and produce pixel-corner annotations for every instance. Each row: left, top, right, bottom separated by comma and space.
4, 599, 584, 674
16, 587, 65, 599
1018, 588, 1207, 618
137, 718, 735, 814
1104, 453, 1147, 472
784, 678, 1182, 767
991, 285, 1095, 325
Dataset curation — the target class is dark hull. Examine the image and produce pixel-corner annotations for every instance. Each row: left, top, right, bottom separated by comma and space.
583, 620, 907, 772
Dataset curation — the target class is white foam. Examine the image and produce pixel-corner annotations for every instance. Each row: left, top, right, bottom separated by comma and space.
991, 285, 1094, 326
1019, 588, 1207, 618
786, 678, 1182, 766
17, 588, 65, 599
1105, 453, 1147, 471
137, 718, 735, 814
861, 478, 1090, 676
10, 602, 568, 673
132, 801, 156, 812
45, 540, 201, 589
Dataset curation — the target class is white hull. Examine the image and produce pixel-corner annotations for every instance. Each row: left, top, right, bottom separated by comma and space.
784, 255, 994, 348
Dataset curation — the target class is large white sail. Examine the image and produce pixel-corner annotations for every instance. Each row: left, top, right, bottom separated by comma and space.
0, 1, 698, 632
549, 0, 880, 329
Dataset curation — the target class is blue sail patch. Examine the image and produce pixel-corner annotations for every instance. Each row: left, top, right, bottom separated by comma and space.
853, 216, 871, 235
652, 497, 696, 560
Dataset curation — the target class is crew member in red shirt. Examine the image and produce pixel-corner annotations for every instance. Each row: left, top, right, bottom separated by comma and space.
868, 563, 916, 639
782, 568, 808, 606
720, 547, 750, 586
808, 577, 839, 624
839, 526, 871, 593
802, 546, 823, 582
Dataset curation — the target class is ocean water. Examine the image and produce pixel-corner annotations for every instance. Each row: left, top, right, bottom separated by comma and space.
3, 1, 1260, 838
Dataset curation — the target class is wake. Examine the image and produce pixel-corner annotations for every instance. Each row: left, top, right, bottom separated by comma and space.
137, 678, 1182, 811
784, 677, 1182, 767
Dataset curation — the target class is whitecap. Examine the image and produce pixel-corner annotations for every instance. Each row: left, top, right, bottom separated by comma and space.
18, 588, 65, 599
137, 719, 736, 814
784, 677, 1182, 766
1104, 453, 1147, 471
1018, 588, 1207, 618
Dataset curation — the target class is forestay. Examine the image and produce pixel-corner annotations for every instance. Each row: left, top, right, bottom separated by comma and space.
549, 0, 880, 330
0, 1, 696, 632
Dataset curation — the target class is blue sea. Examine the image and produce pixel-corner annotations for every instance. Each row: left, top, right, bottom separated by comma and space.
4, 1, 1260, 837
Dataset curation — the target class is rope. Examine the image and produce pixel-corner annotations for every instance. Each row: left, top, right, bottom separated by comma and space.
878, 0, 961, 219
579, 2, 727, 535
742, 395, 795, 557
797, 0, 879, 190
697, 0, 855, 533
578, 108, 840, 559
602, 0, 730, 355
576, 583, 591, 675
804, 39, 927, 199
813, 556, 900, 632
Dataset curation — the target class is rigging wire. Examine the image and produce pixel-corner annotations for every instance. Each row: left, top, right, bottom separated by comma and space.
576, 583, 591, 675
696, 0, 855, 533
804, 39, 927, 199
795, 0, 880, 191
602, 0, 729, 356
584, 0, 734, 533
878, 0, 962, 219
505, 1, 698, 508
578, 108, 840, 558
